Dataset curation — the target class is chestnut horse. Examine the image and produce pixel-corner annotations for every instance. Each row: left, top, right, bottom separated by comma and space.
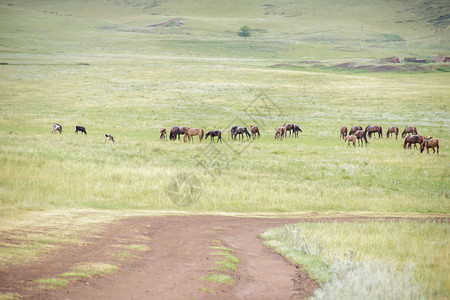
184, 128, 204, 143
205, 130, 222, 143
355, 130, 368, 147
160, 128, 167, 140
349, 125, 363, 135
386, 126, 399, 139
340, 126, 348, 139
275, 127, 286, 140
420, 137, 439, 155
250, 125, 260, 139
365, 125, 383, 138
283, 123, 295, 137
402, 126, 418, 138
403, 135, 426, 150
344, 135, 357, 147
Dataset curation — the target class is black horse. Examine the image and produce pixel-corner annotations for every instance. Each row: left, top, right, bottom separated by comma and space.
293, 124, 302, 137
75, 126, 87, 135
205, 130, 222, 143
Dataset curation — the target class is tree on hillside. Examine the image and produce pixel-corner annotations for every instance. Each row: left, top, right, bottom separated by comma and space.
237, 25, 252, 40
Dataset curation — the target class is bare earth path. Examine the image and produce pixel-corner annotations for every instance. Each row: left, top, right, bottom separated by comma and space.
1, 215, 447, 299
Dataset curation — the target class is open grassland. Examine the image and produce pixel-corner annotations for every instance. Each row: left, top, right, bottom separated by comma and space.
262, 221, 450, 299
0, 56, 448, 212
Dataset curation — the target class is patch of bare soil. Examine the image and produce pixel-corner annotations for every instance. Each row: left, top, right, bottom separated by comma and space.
1, 215, 448, 299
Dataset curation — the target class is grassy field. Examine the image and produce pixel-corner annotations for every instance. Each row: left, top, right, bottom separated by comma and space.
262, 221, 450, 298
0, 0, 449, 297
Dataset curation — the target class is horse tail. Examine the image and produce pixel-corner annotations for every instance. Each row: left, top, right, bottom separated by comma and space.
380, 126, 383, 138
364, 131, 368, 145
403, 138, 407, 149
200, 129, 204, 141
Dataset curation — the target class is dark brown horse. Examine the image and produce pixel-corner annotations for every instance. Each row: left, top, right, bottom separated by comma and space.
250, 125, 260, 139
234, 127, 251, 141
403, 135, 426, 150
344, 135, 357, 147
355, 130, 368, 147
386, 126, 399, 139
170, 126, 181, 141
340, 126, 348, 139
205, 130, 222, 143
420, 137, 439, 155
365, 125, 383, 138
349, 125, 363, 135
184, 128, 204, 143
275, 127, 285, 140
283, 123, 295, 137
231, 126, 238, 140
160, 128, 167, 140
402, 126, 418, 138
293, 124, 302, 137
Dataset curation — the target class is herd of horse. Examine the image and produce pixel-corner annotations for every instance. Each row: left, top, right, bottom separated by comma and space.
52, 122, 439, 155
340, 125, 439, 154
161, 123, 303, 143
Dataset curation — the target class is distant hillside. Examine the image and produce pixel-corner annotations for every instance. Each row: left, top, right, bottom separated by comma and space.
0, 0, 448, 59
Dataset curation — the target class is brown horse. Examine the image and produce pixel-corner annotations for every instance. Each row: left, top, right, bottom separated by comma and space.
386, 126, 399, 139
205, 130, 222, 143
365, 125, 383, 138
355, 130, 368, 147
250, 125, 260, 139
349, 125, 363, 135
293, 124, 302, 137
403, 135, 426, 150
344, 135, 357, 147
340, 126, 348, 139
402, 126, 418, 138
231, 126, 238, 140
105, 134, 115, 143
184, 128, 204, 143
234, 127, 251, 141
275, 127, 285, 140
160, 128, 167, 140
170, 126, 181, 141
420, 137, 439, 154
283, 123, 295, 137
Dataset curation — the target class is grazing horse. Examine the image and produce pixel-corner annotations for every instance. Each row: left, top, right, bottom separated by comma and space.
75, 126, 87, 135
231, 126, 238, 140
349, 125, 363, 135
52, 123, 62, 134
170, 126, 181, 141
420, 137, 439, 155
184, 128, 204, 143
160, 128, 167, 140
354, 130, 368, 147
274, 127, 286, 140
403, 135, 426, 150
205, 130, 222, 143
340, 126, 348, 139
387, 126, 399, 139
293, 124, 302, 137
234, 127, 251, 141
105, 134, 115, 143
250, 125, 260, 139
283, 123, 295, 137
402, 126, 418, 138
365, 125, 383, 138
344, 135, 357, 147
180, 126, 190, 135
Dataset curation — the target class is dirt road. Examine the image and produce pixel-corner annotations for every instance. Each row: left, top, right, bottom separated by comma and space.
1, 215, 447, 299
